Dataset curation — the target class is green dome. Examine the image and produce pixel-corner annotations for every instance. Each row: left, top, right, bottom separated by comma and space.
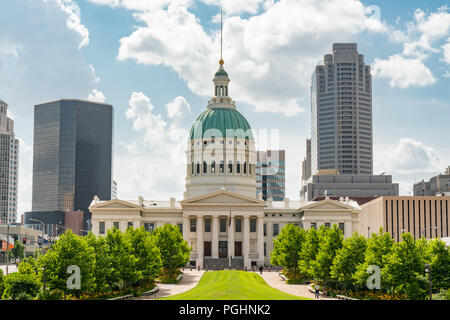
190, 108, 254, 140
215, 69, 228, 77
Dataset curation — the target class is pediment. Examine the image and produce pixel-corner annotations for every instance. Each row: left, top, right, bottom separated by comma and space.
181, 190, 265, 206
301, 199, 356, 211
90, 199, 141, 209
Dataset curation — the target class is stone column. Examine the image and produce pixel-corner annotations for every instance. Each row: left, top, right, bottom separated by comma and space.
257, 216, 264, 266
243, 216, 250, 269
344, 221, 352, 239
212, 216, 219, 258
182, 216, 189, 241
196, 216, 203, 268
91, 220, 99, 236
228, 215, 234, 260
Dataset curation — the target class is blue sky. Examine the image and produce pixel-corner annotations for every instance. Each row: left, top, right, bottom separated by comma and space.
1, 0, 449, 219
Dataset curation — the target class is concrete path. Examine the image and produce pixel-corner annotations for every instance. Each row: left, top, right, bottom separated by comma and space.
256, 271, 337, 300
135, 270, 205, 300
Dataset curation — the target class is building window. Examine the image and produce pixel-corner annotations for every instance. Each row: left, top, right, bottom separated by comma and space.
205, 218, 211, 232
264, 242, 267, 256
273, 224, 279, 236
263, 223, 266, 236
325, 222, 331, 228
178, 223, 183, 233
196, 163, 200, 175
220, 160, 224, 173
220, 218, 227, 232
311, 222, 317, 230
190, 218, 196, 232
244, 162, 247, 174
99, 222, 105, 235
113, 221, 119, 229
144, 223, 155, 232
127, 222, 133, 229
237, 161, 241, 174
250, 219, 256, 232
211, 161, 216, 173
203, 161, 207, 174
339, 223, 345, 234
235, 218, 242, 232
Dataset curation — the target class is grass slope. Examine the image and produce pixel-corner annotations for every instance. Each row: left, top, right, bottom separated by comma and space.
161, 270, 311, 300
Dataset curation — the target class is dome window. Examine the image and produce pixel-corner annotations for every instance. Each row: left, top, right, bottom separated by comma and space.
203, 161, 207, 174
244, 162, 247, 174
196, 162, 200, 175
236, 161, 241, 174
228, 161, 233, 173
220, 160, 224, 173
211, 161, 216, 173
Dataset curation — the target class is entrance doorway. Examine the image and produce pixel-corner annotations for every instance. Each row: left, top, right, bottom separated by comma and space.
204, 241, 211, 257
219, 241, 228, 258
235, 241, 242, 257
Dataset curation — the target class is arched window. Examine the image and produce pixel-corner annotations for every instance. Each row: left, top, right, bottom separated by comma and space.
236, 161, 241, 174
220, 85, 224, 96
191, 162, 194, 175
203, 161, 207, 174
220, 160, 224, 173
225, 86, 228, 96
215, 86, 219, 96
196, 162, 200, 175
211, 161, 216, 173
243, 162, 247, 174
228, 161, 233, 173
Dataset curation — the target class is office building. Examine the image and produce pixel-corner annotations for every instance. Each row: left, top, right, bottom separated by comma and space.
28, 99, 113, 232
413, 166, 450, 196
256, 150, 285, 201
311, 43, 373, 175
0, 99, 19, 224
300, 139, 311, 198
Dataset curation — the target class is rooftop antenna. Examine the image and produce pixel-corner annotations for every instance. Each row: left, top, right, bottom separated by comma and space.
220, 9, 223, 63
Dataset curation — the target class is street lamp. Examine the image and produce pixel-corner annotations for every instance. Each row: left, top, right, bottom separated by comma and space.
425, 264, 432, 300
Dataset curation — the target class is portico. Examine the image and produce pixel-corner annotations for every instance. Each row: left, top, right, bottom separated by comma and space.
181, 189, 265, 269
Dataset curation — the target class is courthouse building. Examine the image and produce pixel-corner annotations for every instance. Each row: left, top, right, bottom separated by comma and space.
89, 58, 450, 269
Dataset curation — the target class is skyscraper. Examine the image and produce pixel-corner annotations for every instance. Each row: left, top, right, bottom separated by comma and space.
29, 99, 113, 231
0, 99, 19, 224
256, 150, 285, 201
311, 43, 373, 175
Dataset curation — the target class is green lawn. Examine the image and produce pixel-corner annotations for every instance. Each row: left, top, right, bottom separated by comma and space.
160, 270, 311, 300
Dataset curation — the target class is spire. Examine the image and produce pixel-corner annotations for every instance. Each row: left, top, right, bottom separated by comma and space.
220, 9, 223, 65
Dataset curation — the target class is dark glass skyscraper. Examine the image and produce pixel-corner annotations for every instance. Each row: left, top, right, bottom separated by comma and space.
31, 99, 113, 230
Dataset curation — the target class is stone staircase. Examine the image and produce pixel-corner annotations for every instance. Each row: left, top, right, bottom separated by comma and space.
203, 257, 245, 270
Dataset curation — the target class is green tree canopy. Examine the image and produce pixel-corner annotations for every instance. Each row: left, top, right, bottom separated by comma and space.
105, 228, 141, 289
426, 238, 450, 291
39, 230, 96, 296
10, 240, 25, 261
330, 232, 367, 288
125, 227, 162, 285
298, 227, 324, 279
153, 224, 190, 280
311, 225, 344, 283
85, 232, 113, 293
2, 272, 40, 300
354, 228, 394, 289
271, 223, 306, 275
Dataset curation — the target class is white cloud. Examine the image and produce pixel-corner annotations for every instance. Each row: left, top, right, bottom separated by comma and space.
443, 39, 450, 64
113, 0, 387, 116
87, 89, 106, 102
55, 0, 90, 49
372, 54, 436, 88
374, 6, 450, 87
374, 138, 440, 175
201, 0, 265, 14
165, 96, 191, 119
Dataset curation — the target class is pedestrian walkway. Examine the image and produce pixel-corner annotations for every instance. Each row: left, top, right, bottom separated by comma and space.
135, 270, 204, 300
256, 271, 337, 300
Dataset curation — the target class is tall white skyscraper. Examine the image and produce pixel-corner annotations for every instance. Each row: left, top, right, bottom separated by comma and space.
0, 99, 19, 224
311, 43, 373, 175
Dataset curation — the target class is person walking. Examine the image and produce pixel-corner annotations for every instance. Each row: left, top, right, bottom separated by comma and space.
259, 265, 263, 275
314, 283, 320, 299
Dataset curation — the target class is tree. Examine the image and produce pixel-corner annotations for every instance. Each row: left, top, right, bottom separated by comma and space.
153, 224, 190, 280
105, 228, 141, 289
382, 233, 427, 299
125, 227, 162, 286
2, 272, 40, 300
85, 232, 113, 293
311, 225, 343, 284
10, 241, 25, 261
298, 227, 323, 279
39, 230, 96, 297
330, 232, 367, 290
18, 256, 41, 275
354, 228, 394, 289
426, 238, 450, 291
0, 269, 4, 298
271, 224, 306, 277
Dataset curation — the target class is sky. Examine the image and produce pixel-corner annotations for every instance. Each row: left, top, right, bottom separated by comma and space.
1, 0, 449, 221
